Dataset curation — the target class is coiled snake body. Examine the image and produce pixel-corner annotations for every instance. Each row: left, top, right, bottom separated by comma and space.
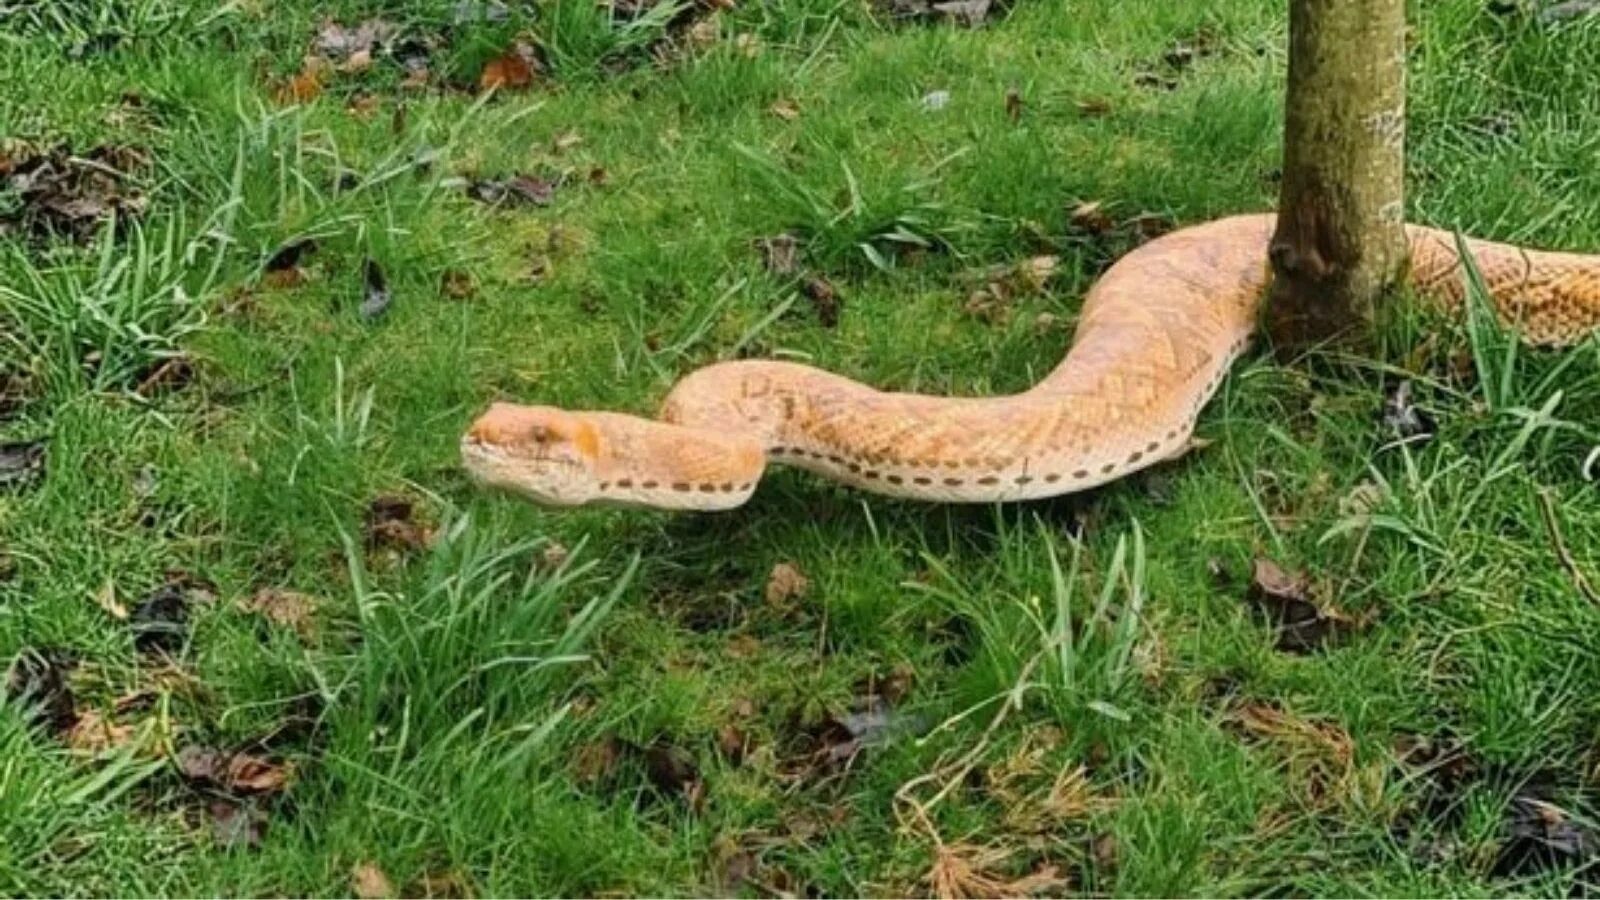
461, 213, 1600, 510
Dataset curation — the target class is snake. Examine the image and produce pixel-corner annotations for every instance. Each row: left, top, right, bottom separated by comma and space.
460, 213, 1600, 511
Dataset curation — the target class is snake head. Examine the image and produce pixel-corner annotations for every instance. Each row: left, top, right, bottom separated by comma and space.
461, 403, 604, 507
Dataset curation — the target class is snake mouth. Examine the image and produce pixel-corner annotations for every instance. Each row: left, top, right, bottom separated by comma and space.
459, 435, 597, 507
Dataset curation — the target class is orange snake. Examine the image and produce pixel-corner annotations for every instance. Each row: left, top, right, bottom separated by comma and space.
461, 213, 1600, 510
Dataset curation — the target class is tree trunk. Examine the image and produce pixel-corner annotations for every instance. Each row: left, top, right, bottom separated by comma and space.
1267, 0, 1408, 351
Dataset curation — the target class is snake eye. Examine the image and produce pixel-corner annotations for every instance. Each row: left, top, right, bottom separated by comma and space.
527, 425, 553, 444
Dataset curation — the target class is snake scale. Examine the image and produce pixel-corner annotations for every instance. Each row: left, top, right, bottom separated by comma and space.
461, 213, 1600, 510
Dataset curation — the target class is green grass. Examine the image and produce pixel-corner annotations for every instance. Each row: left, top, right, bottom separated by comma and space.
2, 0, 1599, 895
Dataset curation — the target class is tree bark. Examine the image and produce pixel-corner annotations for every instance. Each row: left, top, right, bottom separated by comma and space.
1267, 0, 1408, 351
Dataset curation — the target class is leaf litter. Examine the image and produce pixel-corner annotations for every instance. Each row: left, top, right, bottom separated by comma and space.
4, 646, 79, 733
1244, 557, 1370, 653
0, 143, 149, 243
0, 439, 47, 491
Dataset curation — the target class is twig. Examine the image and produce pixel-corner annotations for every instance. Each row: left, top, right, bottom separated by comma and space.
1536, 488, 1600, 606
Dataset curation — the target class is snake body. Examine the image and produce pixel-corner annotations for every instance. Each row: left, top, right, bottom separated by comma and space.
461, 213, 1600, 511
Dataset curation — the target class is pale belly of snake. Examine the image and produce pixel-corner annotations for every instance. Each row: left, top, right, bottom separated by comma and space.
460, 213, 1600, 511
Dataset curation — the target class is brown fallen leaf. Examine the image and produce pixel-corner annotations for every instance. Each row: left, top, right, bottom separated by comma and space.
756, 233, 800, 276
239, 588, 319, 639
733, 33, 762, 58
176, 744, 293, 795
440, 269, 477, 300
1128, 212, 1176, 242
276, 59, 326, 105
65, 708, 137, 754
539, 541, 571, 571
926, 841, 1066, 900
1245, 558, 1362, 653
1075, 97, 1114, 117
365, 494, 435, 553
209, 800, 268, 850
1069, 200, 1114, 235
352, 862, 396, 899
726, 634, 762, 659
717, 724, 748, 765
92, 579, 128, 621
802, 276, 841, 327
687, 14, 722, 48
346, 92, 382, 119
314, 17, 398, 62
573, 736, 626, 784
643, 739, 704, 809
134, 355, 196, 398
0, 144, 150, 243
764, 561, 810, 606
480, 46, 536, 91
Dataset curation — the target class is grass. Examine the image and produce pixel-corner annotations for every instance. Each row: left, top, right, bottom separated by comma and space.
1, 0, 1598, 895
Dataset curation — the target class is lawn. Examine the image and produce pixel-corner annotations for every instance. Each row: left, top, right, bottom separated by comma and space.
1, 0, 1598, 895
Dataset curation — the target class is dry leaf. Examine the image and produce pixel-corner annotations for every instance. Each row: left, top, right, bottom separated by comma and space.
1075, 97, 1113, 117
1069, 200, 1114, 235
733, 33, 761, 58
764, 562, 810, 606
177, 744, 293, 794
352, 862, 396, 899
539, 542, 570, 571
926, 841, 1066, 899
93, 579, 128, 620
1004, 87, 1022, 122
480, 48, 535, 91
1245, 558, 1363, 653
240, 588, 318, 639
65, 708, 136, 754
209, 800, 267, 850
347, 92, 382, 119
802, 276, 841, 327
769, 98, 801, 121
277, 66, 325, 105
440, 269, 477, 300
756, 233, 800, 276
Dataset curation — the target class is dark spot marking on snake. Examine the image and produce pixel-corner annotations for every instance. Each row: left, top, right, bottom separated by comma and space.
698, 484, 717, 493
642, 480, 659, 489
672, 482, 692, 492
977, 476, 999, 485
1146, 441, 1160, 453
887, 474, 904, 484
1101, 463, 1115, 474
1128, 451, 1144, 463
829, 455, 846, 465
1015, 476, 1034, 485
719, 482, 734, 492
943, 478, 963, 487
914, 476, 933, 485
963, 456, 982, 468
1166, 429, 1178, 439
1073, 469, 1089, 479
944, 459, 961, 469
616, 478, 633, 488
1045, 473, 1062, 483
847, 463, 861, 474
